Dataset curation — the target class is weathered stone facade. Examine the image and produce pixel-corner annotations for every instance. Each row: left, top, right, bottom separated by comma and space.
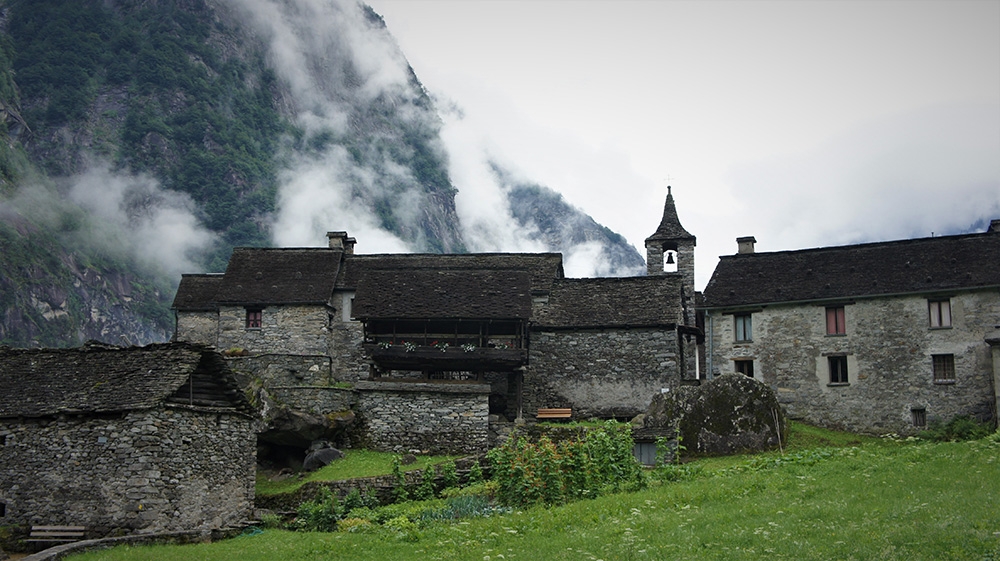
171, 194, 698, 453
355, 381, 490, 454
218, 305, 331, 356
703, 226, 1000, 435
527, 328, 682, 419
707, 291, 998, 434
174, 310, 217, 346
0, 406, 255, 535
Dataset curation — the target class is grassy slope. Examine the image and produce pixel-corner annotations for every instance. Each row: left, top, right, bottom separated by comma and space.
256, 450, 460, 496
68, 427, 1000, 561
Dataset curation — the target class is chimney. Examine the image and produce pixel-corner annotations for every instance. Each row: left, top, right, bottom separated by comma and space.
327, 231, 348, 250
737, 236, 757, 255
989, 219, 1000, 233
344, 237, 356, 254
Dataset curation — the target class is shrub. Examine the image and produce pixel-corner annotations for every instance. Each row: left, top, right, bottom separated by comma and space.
384, 516, 420, 542
293, 487, 341, 532
343, 487, 377, 512
919, 415, 994, 442
440, 460, 459, 489
391, 456, 409, 502
337, 518, 375, 533
414, 466, 436, 500
466, 459, 484, 485
487, 420, 643, 508
258, 512, 285, 529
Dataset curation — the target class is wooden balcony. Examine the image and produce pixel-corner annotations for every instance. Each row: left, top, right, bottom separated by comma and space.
364, 344, 527, 372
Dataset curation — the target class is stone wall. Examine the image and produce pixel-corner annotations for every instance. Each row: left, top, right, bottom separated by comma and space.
706, 290, 999, 434
217, 305, 329, 355
526, 327, 681, 419
174, 311, 218, 345
355, 381, 490, 454
0, 406, 255, 535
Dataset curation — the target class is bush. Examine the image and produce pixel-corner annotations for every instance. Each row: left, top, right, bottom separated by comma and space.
487, 420, 644, 508
384, 516, 420, 542
337, 518, 375, 533
466, 459, 484, 485
293, 487, 341, 532
919, 416, 994, 442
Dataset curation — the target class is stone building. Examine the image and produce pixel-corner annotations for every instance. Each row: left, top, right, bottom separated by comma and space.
701, 221, 1000, 435
0, 342, 255, 535
172, 192, 699, 454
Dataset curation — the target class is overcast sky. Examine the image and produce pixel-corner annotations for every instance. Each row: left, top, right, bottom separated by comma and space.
366, 0, 1000, 289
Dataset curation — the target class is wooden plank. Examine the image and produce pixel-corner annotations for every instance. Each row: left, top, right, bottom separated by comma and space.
537, 408, 572, 419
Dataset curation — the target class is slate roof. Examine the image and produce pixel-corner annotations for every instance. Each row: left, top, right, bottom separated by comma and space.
645, 188, 695, 243
532, 276, 683, 328
0, 342, 250, 418
353, 269, 532, 319
702, 229, 1000, 309
336, 253, 565, 292
215, 248, 343, 305
171, 273, 223, 311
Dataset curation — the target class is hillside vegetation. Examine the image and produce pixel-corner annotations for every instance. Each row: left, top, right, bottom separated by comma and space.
67, 427, 1000, 561
0, 0, 643, 347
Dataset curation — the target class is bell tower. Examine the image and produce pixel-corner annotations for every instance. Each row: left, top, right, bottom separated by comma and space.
645, 186, 696, 307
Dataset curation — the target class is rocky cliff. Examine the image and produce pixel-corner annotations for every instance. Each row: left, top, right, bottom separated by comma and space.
0, 0, 643, 347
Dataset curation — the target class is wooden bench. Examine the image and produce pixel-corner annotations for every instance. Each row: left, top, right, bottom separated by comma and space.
536, 407, 572, 420
28, 525, 86, 544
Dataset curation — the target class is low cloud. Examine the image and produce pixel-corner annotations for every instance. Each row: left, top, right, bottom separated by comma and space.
65, 164, 218, 280
725, 103, 1000, 252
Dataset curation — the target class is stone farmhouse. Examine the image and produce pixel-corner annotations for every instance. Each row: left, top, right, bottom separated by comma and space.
701, 221, 1000, 435
0, 342, 255, 535
172, 190, 700, 455
172, 187, 1000, 453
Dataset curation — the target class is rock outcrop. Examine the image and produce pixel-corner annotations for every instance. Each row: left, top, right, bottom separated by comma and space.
636, 374, 785, 456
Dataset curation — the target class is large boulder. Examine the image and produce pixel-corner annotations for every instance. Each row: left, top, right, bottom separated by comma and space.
637, 374, 785, 455
303, 441, 345, 471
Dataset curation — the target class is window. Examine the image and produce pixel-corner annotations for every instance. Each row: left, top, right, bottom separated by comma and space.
828, 356, 848, 384
0, 501, 5, 517
911, 407, 927, 428
928, 300, 951, 328
734, 359, 754, 377
245, 308, 262, 329
932, 354, 955, 383
734, 313, 752, 342
826, 306, 846, 335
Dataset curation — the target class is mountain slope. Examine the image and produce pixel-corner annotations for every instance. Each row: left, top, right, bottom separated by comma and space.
0, 0, 643, 347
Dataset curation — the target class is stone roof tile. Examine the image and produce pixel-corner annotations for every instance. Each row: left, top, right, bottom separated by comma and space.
353, 269, 532, 319
702, 229, 1000, 308
215, 248, 342, 305
533, 276, 683, 328
0, 342, 248, 418
171, 274, 223, 311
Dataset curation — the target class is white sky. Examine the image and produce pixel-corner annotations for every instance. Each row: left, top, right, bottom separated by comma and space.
366, 0, 1000, 289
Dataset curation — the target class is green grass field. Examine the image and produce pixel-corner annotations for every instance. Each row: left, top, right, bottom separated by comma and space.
68, 427, 1000, 561
256, 450, 460, 496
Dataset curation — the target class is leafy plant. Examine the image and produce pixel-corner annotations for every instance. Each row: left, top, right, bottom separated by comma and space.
293, 487, 340, 532
414, 466, 436, 500
487, 421, 643, 508
918, 415, 994, 442
391, 456, 409, 502
440, 460, 459, 490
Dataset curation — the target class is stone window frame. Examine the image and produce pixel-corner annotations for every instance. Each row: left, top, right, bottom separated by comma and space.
825, 306, 846, 336
932, 354, 956, 384
911, 407, 927, 428
733, 313, 752, 342
245, 308, 263, 329
734, 358, 754, 377
827, 354, 849, 386
928, 299, 952, 329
